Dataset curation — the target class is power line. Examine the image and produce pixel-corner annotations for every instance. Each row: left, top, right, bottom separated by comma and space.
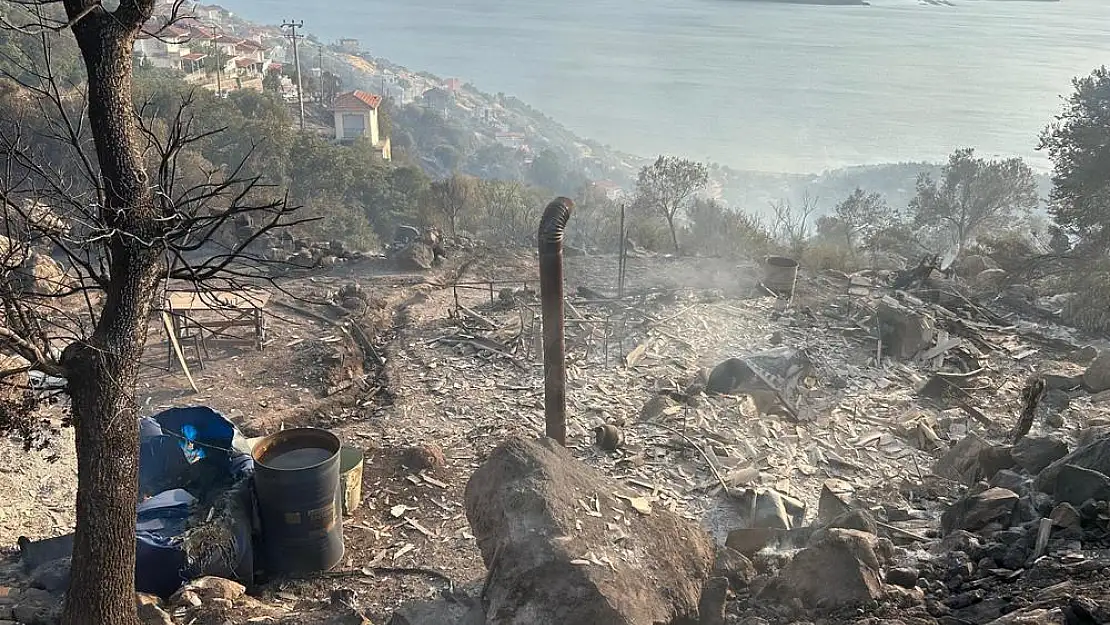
281, 19, 306, 130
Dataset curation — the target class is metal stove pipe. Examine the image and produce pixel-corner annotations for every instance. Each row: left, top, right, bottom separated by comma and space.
538, 197, 574, 445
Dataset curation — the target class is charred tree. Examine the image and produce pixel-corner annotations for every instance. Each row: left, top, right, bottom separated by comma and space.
0, 3, 306, 624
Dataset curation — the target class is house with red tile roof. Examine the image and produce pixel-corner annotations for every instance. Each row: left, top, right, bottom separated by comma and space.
333, 90, 391, 160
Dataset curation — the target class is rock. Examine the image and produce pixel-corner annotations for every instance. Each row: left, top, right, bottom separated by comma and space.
978, 446, 1015, 479
1035, 436, 1110, 494
974, 268, 1008, 290
1012, 437, 1068, 475
817, 479, 855, 524
1050, 502, 1082, 530
465, 436, 714, 625
1085, 350, 1110, 392
176, 576, 246, 603
1053, 464, 1110, 506
934, 433, 991, 486
401, 444, 446, 473
828, 509, 878, 535
714, 547, 756, 591
777, 528, 883, 608
1068, 346, 1100, 366
877, 299, 936, 360
750, 488, 794, 530
954, 255, 998, 278
387, 598, 474, 625
886, 567, 920, 589
138, 602, 175, 625
984, 608, 1062, 624
941, 487, 1019, 535
990, 470, 1031, 495
1044, 373, 1083, 391
28, 557, 70, 592
395, 242, 434, 270
933, 529, 983, 556
725, 527, 789, 556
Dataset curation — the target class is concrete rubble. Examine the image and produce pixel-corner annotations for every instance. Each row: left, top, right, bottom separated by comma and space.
7, 245, 1110, 625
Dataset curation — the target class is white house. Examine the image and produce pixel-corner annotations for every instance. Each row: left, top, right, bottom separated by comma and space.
332, 90, 391, 160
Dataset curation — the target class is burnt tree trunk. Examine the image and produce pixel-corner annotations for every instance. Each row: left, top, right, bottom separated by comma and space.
59, 3, 158, 625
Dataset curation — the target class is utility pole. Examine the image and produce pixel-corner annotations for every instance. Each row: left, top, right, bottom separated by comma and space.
281, 19, 306, 130
317, 46, 324, 103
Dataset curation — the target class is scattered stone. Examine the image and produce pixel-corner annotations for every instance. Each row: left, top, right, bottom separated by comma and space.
934, 433, 991, 486
940, 487, 1019, 535
714, 547, 756, 592
974, 268, 1008, 290
1035, 436, 1110, 494
1084, 350, 1110, 393
777, 528, 883, 608
933, 530, 983, 556
401, 444, 447, 473
1068, 345, 1100, 366
138, 602, 175, 625
885, 567, 920, 589
1012, 437, 1068, 475
465, 436, 714, 625
984, 608, 1062, 624
1049, 502, 1081, 530
175, 576, 245, 603
946, 589, 984, 610
1053, 464, 1110, 507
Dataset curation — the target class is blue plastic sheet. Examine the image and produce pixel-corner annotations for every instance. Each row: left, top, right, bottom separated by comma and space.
135, 406, 255, 597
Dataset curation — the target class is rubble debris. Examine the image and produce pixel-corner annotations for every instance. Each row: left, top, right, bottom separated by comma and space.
877, 298, 936, 360
464, 436, 714, 625
776, 528, 884, 608
940, 487, 1019, 535
884, 567, 919, 589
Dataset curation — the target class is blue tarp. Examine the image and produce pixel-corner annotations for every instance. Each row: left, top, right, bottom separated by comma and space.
135, 406, 255, 597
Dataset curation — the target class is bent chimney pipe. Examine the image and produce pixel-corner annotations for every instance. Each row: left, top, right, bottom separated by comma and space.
538, 197, 574, 445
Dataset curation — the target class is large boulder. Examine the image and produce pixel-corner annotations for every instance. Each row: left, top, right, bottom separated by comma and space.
1084, 350, 1110, 393
465, 436, 715, 625
933, 433, 991, 486
776, 528, 884, 608
1011, 436, 1068, 475
1034, 435, 1110, 494
1053, 464, 1110, 507
393, 242, 434, 271
940, 487, 1018, 535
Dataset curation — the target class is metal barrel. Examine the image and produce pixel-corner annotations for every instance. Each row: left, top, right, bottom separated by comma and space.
763, 256, 799, 299
252, 428, 344, 576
